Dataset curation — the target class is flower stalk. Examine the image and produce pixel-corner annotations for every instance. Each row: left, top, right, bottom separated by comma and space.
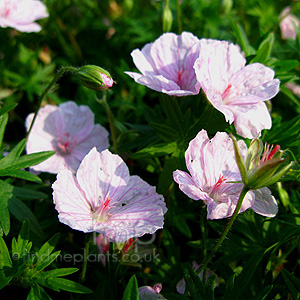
197, 186, 250, 275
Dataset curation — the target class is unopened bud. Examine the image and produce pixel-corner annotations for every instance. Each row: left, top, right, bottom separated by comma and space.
76, 65, 114, 91
162, 4, 173, 32
231, 135, 294, 190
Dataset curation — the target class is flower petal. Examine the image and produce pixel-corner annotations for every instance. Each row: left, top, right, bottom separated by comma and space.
233, 102, 272, 138
251, 188, 278, 217
52, 167, 94, 232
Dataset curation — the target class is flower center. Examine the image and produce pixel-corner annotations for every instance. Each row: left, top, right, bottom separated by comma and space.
222, 84, 232, 100
209, 174, 227, 201
55, 133, 73, 155
92, 197, 113, 223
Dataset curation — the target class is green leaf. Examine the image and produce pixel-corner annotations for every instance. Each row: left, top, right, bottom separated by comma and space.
250, 285, 273, 300
122, 274, 139, 300
36, 233, 60, 271
12, 187, 47, 200
150, 123, 178, 142
0, 114, 8, 151
0, 139, 27, 169
223, 273, 236, 300
0, 236, 12, 268
0, 180, 13, 235
0, 151, 55, 171
8, 197, 44, 240
205, 274, 216, 300
232, 250, 265, 299
281, 269, 300, 299
40, 277, 93, 294
131, 142, 177, 159
229, 19, 255, 56
182, 262, 206, 300
0, 103, 18, 117
0, 170, 42, 183
27, 284, 52, 300
36, 251, 61, 272
0, 270, 13, 290
272, 59, 299, 73
250, 32, 274, 64
11, 219, 31, 260
38, 268, 78, 279
280, 85, 300, 108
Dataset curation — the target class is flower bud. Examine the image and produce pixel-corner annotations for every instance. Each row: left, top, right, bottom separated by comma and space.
231, 135, 294, 190
76, 65, 113, 90
162, 4, 173, 32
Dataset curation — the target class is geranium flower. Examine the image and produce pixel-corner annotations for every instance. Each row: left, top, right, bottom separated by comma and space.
125, 31, 201, 96
173, 130, 278, 220
52, 148, 167, 243
194, 39, 280, 138
25, 101, 109, 174
280, 7, 300, 40
0, 0, 48, 33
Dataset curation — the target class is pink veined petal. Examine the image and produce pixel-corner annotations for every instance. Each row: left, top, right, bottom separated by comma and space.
206, 189, 254, 220
225, 63, 280, 105
194, 39, 246, 95
136, 74, 181, 93
52, 167, 94, 232
250, 188, 278, 217
95, 175, 166, 243
59, 101, 94, 143
233, 102, 272, 139
173, 170, 209, 201
130, 46, 157, 76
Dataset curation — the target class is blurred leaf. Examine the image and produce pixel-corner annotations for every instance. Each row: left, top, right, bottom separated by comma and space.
12, 187, 47, 200
8, 197, 45, 240
229, 19, 256, 56
250, 32, 274, 64
0, 104, 17, 117
272, 60, 299, 73
150, 123, 179, 142
122, 274, 139, 300
0, 114, 8, 152
182, 262, 206, 300
280, 85, 300, 108
281, 269, 300, 299
223, 273, 236, 300
131, 142, 177, 159
250, 285, 273, 300
232, 250, 265, 299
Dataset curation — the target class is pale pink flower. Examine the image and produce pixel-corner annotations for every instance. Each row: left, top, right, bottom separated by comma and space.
285, 82, 300, 97
173, 130, 278, 220
25, 101, 109, 174
52, 148, 167, 243
125, 32, 201, 96
280, 7, 300, 40
138, 283, 166, 299
0, 0, 48, 33
194, 39, 280, 139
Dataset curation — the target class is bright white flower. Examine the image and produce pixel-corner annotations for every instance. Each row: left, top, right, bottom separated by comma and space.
173, 130, 278, 220
280, 7, 300, 40
25, 101, 109, 174
125, 32, 201, 96
194, 39, 280, 139
0, 0, 48, 33
52, 148, 167, 243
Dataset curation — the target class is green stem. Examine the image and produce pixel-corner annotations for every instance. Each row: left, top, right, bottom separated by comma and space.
197, 186, 250, 274
98, 93, 118, 154
176, 0, 182, 34
26, 66, 78, 137
200, 206, 207, 282
80, 234, 90, 284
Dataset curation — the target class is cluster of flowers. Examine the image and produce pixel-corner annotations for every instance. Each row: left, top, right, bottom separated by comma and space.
125, 31, 280, 139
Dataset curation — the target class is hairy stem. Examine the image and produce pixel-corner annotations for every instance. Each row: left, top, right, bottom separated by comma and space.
197, 186, 250, 274
26, 66, 78, 137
